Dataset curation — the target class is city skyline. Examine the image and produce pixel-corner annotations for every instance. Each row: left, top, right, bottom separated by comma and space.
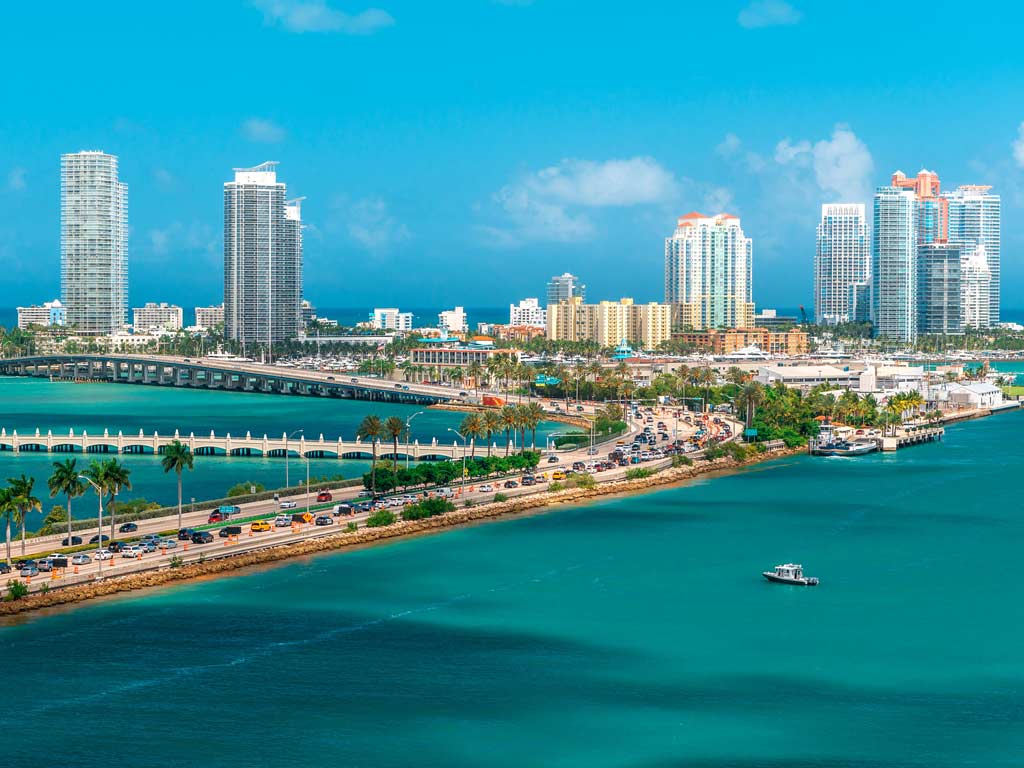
4, 2, 1024, 311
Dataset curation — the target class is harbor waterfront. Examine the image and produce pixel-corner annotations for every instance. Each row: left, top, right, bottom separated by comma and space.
2, 411, 1023, 765
0, 378, 562, 525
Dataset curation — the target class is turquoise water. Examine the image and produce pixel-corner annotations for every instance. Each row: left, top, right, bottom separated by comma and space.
0, 378, 558, 524
2, 411, 1023, 765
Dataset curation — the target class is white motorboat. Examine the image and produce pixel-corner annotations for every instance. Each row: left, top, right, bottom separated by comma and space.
762, 563, 819, 586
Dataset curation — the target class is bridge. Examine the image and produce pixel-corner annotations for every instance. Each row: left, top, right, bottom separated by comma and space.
0, 354, 463, 405
0, 427, 473, 461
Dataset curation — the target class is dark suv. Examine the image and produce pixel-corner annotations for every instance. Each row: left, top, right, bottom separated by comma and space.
178, 527, 198, 541
191, 531, 214, 544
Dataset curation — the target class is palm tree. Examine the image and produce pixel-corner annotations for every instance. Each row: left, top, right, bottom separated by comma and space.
357, 415, 384, 495
459, 412, 485, 458
696, 367, 717, 410
48, 458, 85, 546
0, 487, 15, 565
737, 381, 764, 429
500, 405, 518, 456
383, 416, 405, 463
8, 474, 42, 556
99, 458, 132, 542
483, 409, 502, 457
466, 360, 484, 392
522, 402, 545, 448
161, 440, 194, 530
83, 459, 108, 544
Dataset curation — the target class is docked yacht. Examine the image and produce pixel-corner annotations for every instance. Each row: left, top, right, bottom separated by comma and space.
763, 563, 819, 586
809, 420, 877, 457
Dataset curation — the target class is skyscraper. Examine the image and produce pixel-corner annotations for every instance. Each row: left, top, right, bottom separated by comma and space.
60, 151, 128, 334
814, 204, 869, 325
664, 212, 754, 330
961, 250, 992, 329
917, 243, 962, 335
546, 273, 585, 305
944, 185, 1000, 323
871, 186, 917, 343
223, 162, 303, 346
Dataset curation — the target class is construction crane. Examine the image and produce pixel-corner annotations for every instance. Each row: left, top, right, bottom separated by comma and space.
798, 305, 809, 325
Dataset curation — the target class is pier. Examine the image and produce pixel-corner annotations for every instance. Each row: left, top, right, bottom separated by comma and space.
0, 354, 461, 406
877, 425, 944, 452
0, 427, 470, 461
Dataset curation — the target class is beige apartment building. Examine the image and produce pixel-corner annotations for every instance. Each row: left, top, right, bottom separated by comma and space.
547, 297, 672, 350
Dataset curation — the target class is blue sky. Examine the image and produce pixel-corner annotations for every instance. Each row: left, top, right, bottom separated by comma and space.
2, 0, 1024, 312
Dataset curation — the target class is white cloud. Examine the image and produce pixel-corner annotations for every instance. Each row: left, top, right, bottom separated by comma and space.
242, 117, 286, 143
715, 133, 742, 158
482, 156, 678, 245
738, 0, 801, 29
1013, 122, 1024, 168
7, 168, 26, 191
702, 186, 734, 214
330, 196, 410, 251
773, 124, 873, 201
254, 0, 395, 34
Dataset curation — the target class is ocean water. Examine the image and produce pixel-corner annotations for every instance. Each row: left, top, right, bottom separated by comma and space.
0, 378, 559, 524
1, 411, 1022, 765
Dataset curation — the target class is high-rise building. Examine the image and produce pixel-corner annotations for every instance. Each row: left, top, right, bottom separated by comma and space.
814, 204, 869, 325
132, 302, 183, 332
17, 300, 66, 330
546, 273, 585, 305
944, 185, 1000, 323
194, 304, 225, 330
961, 250, 992, 329
61, 151, 128, 335
223, 162, 303, 346
370, 308, 413, 331
917, 244, 962, 335
546, 297, 672, 349
509, 298, 547, 328
871, 186, 918, 343
664, 212, 754, 330
438, 306, 467, 334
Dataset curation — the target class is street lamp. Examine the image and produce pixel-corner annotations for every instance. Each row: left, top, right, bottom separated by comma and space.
285, 429, 303, 488
447, 428, 467, 491
78, 474, 103, 577
405, 411, 425, 471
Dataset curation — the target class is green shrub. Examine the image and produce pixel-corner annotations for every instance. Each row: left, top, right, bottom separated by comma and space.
227, 481, 266, 498
726, 442, 753, 462
548, 481, 565, 492
39, 583, 49, 595
6, 580, 28, 601
345, 522, 358, 532
463, 499, 475, 508
366, 509, 397, 528
625, 468, 653, 480
403, 497, 455, 521
672, 454, 693, 468
493, 492, 509, 503
703, 444, 726, 460
572, 473, 596, 489
169, 555, 184, 569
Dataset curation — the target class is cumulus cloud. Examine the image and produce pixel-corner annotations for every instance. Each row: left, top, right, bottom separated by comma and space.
242, 117, 286, 143
7, 168, 26, 191
254, 0, 395, 34
1012, 122, 1024, 168
329, 196, 410, 251
738, 0, 801, 29
773, 124, 873, 201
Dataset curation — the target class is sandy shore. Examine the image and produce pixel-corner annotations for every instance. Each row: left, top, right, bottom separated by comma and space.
0, 445, 805, 617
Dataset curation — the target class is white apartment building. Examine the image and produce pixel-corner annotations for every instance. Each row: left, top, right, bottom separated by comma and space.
17, 300, 66, 329
815, 204, 869, 325
665, 212, 754, 329
871, 186, 918, 343
961, 251, 991, 329
194, 305, 225, 330
132, 302, 183, 332
223, 162, 303, 345
61, 151, 128, 334
944, 184, 1000, 323
438, 306, 467, 334
509, 298, 547, 328
370, 307, 413, 332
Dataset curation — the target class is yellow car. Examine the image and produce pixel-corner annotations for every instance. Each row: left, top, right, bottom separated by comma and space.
250, 520, 272, 533
551, 470, 566, 480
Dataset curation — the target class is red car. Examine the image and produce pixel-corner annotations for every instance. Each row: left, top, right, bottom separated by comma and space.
207, 511, 225, 523
316, 490, 333, 503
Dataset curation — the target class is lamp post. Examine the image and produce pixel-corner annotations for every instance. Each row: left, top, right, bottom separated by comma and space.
447, 428, 467, 491
405, 411, 425, 471
305, 449, 311, 516
285, 429, 303, 488
78, 474, 103, 577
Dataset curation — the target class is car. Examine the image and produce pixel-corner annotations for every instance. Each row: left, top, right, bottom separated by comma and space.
20, 565, 39, 578
121, 545, 144, 558
137, 540, 158, 553
572, 461, 585, 471
218, 525, 243, 538
250, 520, 271, 533
141, 532, 161, 542
521, 476, 536, 486
478, 484, 494, 493
547, 455, 560, 464
551, 471, 566, 480
207, 512, 226, 524
93, 549, 114, 561
332, 503, 354, 516
191, 531, 214, 544
88, 534, 110, 544
326, 375, 335, 380
177, 528, 197, 541
394, 383, 402, 389
70, 554, 92, 566
351, 378, 359, 383
107, 541, 126, 553
503, 480, 519, 488
160, 538, 178, 549
291, 512, 314, 525
118, 522, 138, 533
0, 562, 9, 574
61, 535, 83, 546
314, 515, 334, 526
274, 515, 292, 528
459, 391, 468, 397
37, 559, 53, 573
279, 500, 297, 509
316, 491, 333, 503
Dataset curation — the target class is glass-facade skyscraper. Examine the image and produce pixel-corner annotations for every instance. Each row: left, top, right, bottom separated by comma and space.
814, 203, 869, 325
917, 243, 962, 335
60, 151, 128, 335
545, 273, 585, 306
223, 162, 303, 346
945, 185, 1000, 323
871, 186, 918, 343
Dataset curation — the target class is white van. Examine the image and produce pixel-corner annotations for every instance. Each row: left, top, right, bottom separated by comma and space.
436, 487, 455, 498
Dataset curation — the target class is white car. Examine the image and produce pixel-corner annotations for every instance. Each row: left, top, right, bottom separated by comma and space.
121, 545, 144, 559
93, 549, 114, 561
279, 500, 298, 509
478, 484, 494, 493
274, 515, 292, 527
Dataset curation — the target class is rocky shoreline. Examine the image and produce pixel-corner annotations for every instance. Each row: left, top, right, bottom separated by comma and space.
0, 445, 805, 618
